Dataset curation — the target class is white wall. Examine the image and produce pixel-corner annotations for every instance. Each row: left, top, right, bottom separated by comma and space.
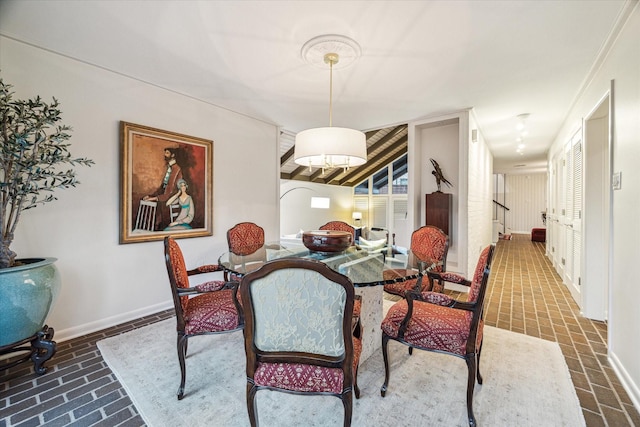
409, 116, 464, 272
408, 110, 493, 278
547, 3, 640, 411
279, 180, 354, 235
1, 37, 280, 341
467, 112, 494, 276
503, 174, 547, 234
418, 121, 460, 270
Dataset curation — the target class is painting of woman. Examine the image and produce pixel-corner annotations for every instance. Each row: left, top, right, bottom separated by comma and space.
164, 179, 194, 230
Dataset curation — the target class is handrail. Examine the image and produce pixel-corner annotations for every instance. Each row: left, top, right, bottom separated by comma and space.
493, 200, 510, 211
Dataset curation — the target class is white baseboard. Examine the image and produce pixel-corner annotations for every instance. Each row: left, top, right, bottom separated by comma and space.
54, 300, 174, 343
609, 350, 640, 415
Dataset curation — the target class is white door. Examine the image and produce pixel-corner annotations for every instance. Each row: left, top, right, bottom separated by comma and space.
552, 149, 567, 278
566, 135, 583, 304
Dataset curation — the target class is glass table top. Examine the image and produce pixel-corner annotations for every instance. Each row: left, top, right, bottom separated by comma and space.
218, 243, 437, 287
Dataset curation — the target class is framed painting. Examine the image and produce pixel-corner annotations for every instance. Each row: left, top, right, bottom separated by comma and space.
120, 121, 213, 243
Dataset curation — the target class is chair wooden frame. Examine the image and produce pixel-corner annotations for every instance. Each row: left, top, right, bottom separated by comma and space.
240, 258, 360, 427
380, 245, 495, 427
164, 236, 244, 400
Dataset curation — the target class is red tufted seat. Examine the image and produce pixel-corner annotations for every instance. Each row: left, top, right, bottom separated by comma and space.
164, 236, 243, 400
380, 244, 495, 427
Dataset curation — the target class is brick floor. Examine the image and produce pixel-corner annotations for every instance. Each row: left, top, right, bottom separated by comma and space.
1, 234, 639, 426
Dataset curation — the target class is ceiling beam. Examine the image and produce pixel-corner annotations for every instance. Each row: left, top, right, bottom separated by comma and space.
339, 135, 408, 186
280, 146, 295, 167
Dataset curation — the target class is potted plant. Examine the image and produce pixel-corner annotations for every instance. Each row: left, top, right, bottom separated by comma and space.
0, 76, 93, 372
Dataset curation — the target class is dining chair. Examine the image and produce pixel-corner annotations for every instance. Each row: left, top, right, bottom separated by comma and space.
164, 236, 244, 400
225, 222, 268, 282
240, 258, 362, 427
227, 222, 265, 255
383, 225, 449, 297
380, 244, 495, 427
319, 221, 356, 243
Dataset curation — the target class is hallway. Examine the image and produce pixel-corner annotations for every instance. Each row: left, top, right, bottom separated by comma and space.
485, 234, 639, 426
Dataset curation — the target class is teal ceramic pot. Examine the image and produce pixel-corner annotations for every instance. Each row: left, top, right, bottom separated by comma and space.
0, 258, 60, 347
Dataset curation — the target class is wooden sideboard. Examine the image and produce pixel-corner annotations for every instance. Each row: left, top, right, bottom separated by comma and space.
425, 192, 452, 235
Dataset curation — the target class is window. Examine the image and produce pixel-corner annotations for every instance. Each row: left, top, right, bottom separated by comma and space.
392, 156, 408, 194
372, 168, 388, 194
353, 154, 408, 243
354, 180, 368, 195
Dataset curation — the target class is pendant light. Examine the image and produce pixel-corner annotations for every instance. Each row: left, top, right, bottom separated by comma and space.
294, 36, 367, 173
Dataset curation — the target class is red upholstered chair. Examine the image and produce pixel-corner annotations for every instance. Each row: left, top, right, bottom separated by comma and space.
227, 222, 265, 255
319, 220, 356, 244
164, 236, 244, 400
383, 225, 449, 297
226, 222, 268, 281
240, 258, 362, 427
380, 244, 495, 427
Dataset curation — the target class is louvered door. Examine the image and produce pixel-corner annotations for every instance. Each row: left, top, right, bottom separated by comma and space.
558, 131, 583, 305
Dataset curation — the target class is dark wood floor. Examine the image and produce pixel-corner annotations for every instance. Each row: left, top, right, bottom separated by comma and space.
1, 234, 639, 426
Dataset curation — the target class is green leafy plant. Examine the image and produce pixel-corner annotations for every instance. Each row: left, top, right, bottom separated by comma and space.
0, 76, 94, 268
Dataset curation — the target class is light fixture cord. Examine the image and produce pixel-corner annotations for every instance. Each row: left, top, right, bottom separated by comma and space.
328, 57, 333, 127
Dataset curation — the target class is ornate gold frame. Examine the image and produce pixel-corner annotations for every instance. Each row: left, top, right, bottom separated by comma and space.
119, 121, 213, 244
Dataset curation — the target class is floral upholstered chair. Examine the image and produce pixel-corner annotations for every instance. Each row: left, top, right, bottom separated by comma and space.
240, 258, 362, 427
383, 225, 449, 297
319, 220, 356, 243
380, 244, 495, 427
164, 236, 244, 400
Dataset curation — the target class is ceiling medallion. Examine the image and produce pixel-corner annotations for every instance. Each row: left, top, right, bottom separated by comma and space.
301, 34, 361, 70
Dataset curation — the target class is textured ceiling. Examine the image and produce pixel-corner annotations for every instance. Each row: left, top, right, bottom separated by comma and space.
0, 0, 631, 177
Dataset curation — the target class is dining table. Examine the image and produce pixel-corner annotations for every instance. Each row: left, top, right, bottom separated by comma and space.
218, 242, 437, 364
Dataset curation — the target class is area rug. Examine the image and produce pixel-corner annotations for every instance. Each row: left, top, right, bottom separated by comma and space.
98, 307, 585, 427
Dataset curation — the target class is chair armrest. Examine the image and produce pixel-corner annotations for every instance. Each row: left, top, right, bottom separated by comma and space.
405, 289, 476, 312
418, 291, 455, 306
187, 264, 223, 276
177, 279, 238, 294
194, 280, 229, 292
427, 270, 471, 287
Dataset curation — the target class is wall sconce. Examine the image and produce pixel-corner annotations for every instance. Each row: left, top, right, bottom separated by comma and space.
310, 197, 330, 209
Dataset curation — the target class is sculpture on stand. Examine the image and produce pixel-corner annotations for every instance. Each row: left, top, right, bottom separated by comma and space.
430, 158, 452, 192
